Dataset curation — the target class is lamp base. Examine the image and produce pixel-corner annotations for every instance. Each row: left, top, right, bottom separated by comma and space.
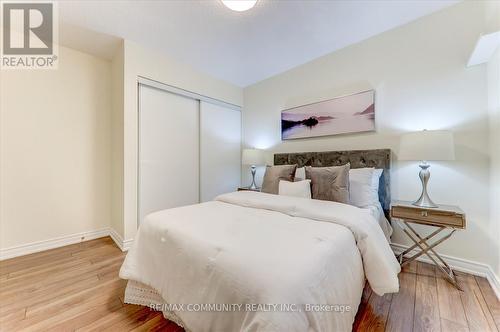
412, 195, 438, 208
249, 165, 258, 189
412, 162, 438, 208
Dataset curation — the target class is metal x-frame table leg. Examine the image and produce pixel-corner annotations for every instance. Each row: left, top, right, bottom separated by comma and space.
397, 220, 461, 290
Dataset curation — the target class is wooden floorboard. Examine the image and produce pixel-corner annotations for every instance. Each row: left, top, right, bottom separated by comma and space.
476, 276, 500, 330
385, 261, 417, 332
437, 275, 469, 332
413, 262, 440, 332
0, 237, 498, 331
457, 273, 498, 332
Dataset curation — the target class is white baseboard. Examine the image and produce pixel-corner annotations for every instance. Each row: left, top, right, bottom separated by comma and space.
0, 227, 133, 261
108, 228, 134, 252
391, 242, 500, 300
0, 228, 110, 260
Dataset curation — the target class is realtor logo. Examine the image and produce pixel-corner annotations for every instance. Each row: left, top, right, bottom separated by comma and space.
1, 1, 58, 69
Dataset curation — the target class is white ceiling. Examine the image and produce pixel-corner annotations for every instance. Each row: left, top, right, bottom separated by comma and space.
58, 0, 457, 87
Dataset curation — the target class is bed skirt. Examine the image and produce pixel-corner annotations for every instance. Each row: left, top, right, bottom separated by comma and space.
124, 280, 189, 331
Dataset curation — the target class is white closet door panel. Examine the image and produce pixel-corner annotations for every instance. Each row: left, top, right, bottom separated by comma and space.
139, 85, 199, 224
200, 101, 241, 202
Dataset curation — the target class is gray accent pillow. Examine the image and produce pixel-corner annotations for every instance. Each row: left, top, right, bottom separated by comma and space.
305, 163, 350, 204
261, 165, 297, 195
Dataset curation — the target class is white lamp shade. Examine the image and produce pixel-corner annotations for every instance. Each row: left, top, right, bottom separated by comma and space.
398, 130, 455, 161
242, 149, 265, 165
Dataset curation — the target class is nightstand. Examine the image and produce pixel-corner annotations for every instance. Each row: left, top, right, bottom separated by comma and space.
237, 187, 260, 192
391, 200, 466, 290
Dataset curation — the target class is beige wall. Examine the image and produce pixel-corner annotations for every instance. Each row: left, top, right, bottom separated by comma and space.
485, 0, 500, 34
111, 42, 125, 238
242, 2, 498, 273
0, 46, 112, 249
487, 47, 500, 276
120, 40, 243, 240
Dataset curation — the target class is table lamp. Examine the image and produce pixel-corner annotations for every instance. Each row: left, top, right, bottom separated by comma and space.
398, 129, 455, 208
242, 149, 265, 190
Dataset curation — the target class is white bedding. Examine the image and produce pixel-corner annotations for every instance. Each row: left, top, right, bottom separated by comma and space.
119, 191, 400, 332
365, 203, 393, 241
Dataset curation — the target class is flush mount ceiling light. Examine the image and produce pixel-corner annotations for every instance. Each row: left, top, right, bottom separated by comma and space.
221, 0, 257, 12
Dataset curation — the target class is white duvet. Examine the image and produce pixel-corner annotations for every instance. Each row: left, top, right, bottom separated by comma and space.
119, 191, 400, 332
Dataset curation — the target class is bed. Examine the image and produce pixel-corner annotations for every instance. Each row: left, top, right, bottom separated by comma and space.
119, 149, 400, 332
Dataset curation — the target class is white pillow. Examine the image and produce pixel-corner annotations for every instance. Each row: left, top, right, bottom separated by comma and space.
279, 179, 311, 199
294, 167, 306, 181
349, 167, 383, 208
371, 168, 383, 204
349, 168, 375, 208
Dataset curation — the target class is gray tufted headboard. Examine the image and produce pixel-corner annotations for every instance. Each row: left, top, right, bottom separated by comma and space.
274, 149, 391, 215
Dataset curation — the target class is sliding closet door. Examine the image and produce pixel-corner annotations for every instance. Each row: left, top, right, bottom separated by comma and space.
139, 84, 199, 224
200, 101, 241, 202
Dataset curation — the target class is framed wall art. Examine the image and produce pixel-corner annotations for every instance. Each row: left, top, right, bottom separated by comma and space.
281, 90, 375, 140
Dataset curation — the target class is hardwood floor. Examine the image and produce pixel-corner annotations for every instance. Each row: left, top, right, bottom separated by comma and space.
353, 260, 500, 332
0, 237, 182, 332
0, 237, 498, 331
